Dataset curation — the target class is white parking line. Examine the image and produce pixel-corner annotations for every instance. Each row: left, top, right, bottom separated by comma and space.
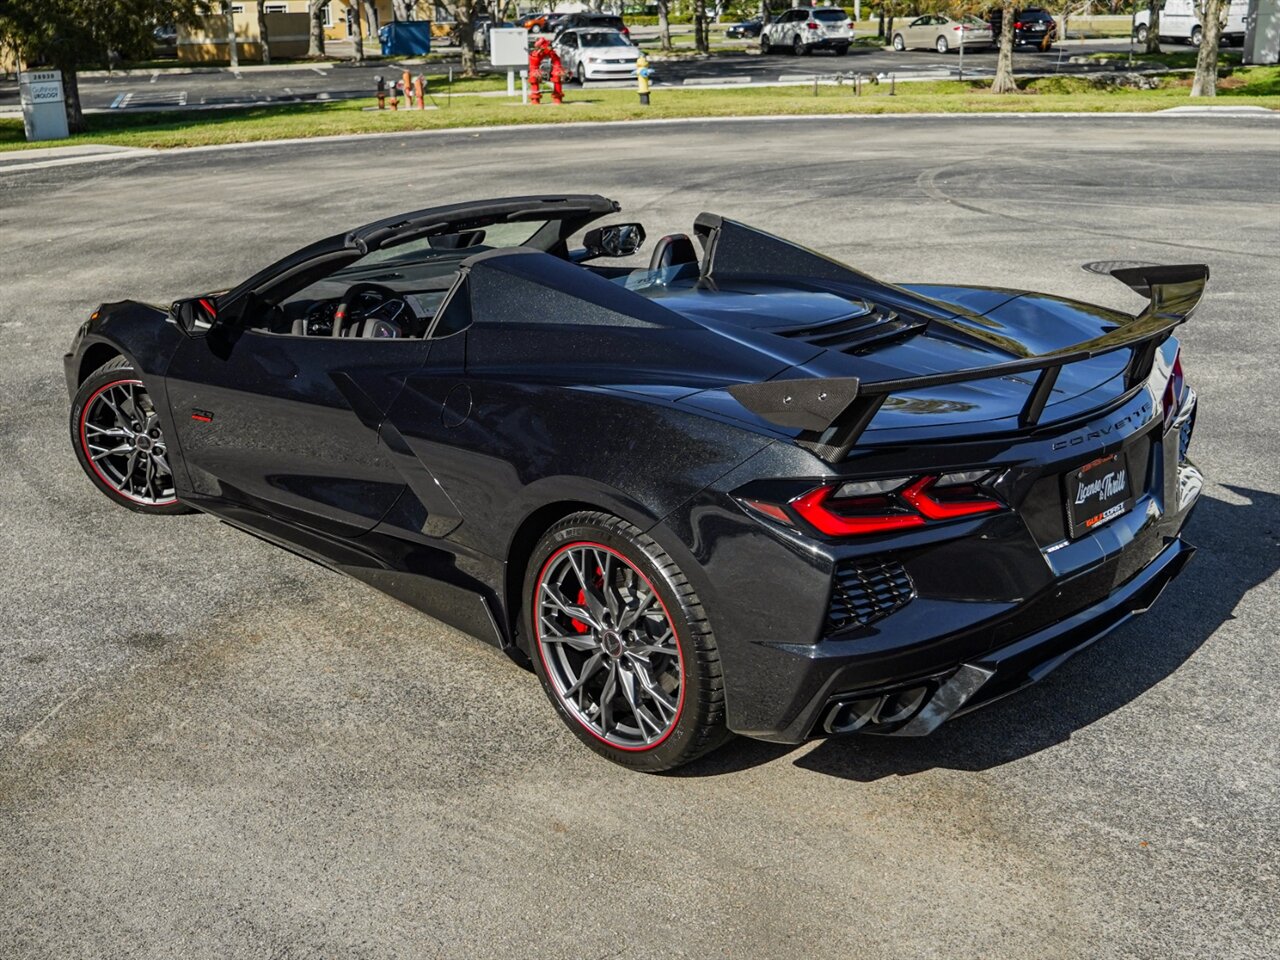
110, 94, 126, 108
150, 71, 159, 84
311, 67, 327, 76
683, 76, 752, 85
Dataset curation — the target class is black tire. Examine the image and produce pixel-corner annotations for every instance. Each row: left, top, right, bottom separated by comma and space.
793, 34, 806, 56
70, 356, 192, 515
761, 33, 772, 54
1190, 26, 1203, 47
835, 43, 849, 56
523, 511, 729, 772
936, 35, 949, 54
1136, 24, 1148, 44
892, 33, 905, 51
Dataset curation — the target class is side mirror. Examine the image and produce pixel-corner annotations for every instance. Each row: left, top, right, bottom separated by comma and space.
583, 223, 647, 259
171, 296, 218, 337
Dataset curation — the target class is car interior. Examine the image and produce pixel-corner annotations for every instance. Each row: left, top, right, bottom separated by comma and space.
244, 216, 703, 341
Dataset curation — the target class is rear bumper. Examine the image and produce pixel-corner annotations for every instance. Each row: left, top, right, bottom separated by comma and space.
819, 536, 1194, 738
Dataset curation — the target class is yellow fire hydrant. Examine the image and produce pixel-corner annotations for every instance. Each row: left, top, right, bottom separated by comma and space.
636, 54, 652, 106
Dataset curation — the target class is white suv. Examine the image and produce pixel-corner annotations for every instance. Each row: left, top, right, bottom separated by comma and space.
1134, 0, 1248, 47
760, 6, 853, 56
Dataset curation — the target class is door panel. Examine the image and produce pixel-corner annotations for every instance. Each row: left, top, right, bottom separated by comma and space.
165, 328, 431, 538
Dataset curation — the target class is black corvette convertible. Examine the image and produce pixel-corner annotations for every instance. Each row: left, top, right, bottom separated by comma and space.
66, 195, 1205, 771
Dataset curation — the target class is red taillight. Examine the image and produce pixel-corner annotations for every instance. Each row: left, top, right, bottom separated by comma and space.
791, 485, 926, 537
1014, 21, 1023, 28
807, 21, 819, 30
899, 476, 1002, 521
1162, 350, 1185, 426
781, 473, 1003, 538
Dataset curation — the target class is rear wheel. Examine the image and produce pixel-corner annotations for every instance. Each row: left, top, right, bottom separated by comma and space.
936, 35, 949, 54
761, 33, 772, 54
835, 43, 850, 56
892, 33, 905, 51
1190, 25, 1203, 47
793, 35, 806, 56
524, 511, 729, 772
1135, 24, 1149, 44
70, 356, 191, 515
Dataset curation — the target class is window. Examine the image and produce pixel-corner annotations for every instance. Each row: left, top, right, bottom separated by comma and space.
814, 9, 847, 22
265, 3, 287, 12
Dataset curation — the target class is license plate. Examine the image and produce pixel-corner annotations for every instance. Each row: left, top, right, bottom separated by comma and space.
1065, 452, 1133, 537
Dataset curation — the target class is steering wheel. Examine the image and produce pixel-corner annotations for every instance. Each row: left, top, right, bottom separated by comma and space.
332, 282, 405, 338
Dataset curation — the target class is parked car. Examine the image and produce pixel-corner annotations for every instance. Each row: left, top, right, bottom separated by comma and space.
520, 11, 570, 34
1134, 0, 1248, 47
725, 19, 764, 39
65, 195, 1206, 771
555, 28, 644, 83
760, 6, 853, 56
989, 6, 1057, 49
891, 14, 992, 53
151, 24, 178, 58
554, 13, 630, 41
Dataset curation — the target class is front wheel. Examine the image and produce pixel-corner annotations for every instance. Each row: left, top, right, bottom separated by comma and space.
524, 511, 729, 772
1190, 26, 1203, 47
892, 33, 905, 51
70, 356, 191, 515
761, 33, 772, 54
1135, 24, 1149, 44
936, 35, 949, 54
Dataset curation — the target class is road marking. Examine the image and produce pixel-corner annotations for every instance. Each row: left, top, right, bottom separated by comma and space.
311, 67, 327, 76
110, 93, 126, 108
150, 70, 159, 84
683, 76, 751, 85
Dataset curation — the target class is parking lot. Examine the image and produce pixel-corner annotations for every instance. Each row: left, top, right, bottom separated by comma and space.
1, 115, 1278, 958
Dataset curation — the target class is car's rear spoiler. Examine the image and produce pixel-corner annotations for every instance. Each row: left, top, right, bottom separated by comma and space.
729, 263, 1209, 462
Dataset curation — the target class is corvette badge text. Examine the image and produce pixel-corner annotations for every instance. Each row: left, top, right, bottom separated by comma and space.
1051, 398, 1152, 451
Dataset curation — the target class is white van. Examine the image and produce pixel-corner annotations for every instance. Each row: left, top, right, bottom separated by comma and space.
1134, 0, 1249, 47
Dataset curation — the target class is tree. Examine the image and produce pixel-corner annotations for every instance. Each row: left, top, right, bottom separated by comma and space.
350, 1, 364, 61
223, 1, 238, 68
1191, 0, 1227, 96
256, 0, 270, 63
307, 0, 327, 57
657, 0, 672, 52
693, 0, 710, 54
442, 0, 479, 77
991, 0, 1018, 94
1145, 0, 1162, 55
0, 0, 211, 133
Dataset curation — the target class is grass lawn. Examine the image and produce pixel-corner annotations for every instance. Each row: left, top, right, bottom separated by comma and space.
2, 68, 1275, 153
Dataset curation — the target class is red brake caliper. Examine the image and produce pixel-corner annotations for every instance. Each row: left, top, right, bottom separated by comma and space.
570, 566, 604, 635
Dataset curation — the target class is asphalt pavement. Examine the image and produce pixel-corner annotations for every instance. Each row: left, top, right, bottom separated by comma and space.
0, 115, 1277, 959
0, 38, 1148, 115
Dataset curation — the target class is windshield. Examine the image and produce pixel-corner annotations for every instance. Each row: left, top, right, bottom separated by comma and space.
578, 31, 631, 47
814, 9, 847, 21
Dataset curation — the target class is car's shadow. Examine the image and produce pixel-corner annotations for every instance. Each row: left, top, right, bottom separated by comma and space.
676, 486, 1278, 781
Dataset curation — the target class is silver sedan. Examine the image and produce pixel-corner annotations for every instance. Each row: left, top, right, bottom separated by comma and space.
892, 15, 993, 54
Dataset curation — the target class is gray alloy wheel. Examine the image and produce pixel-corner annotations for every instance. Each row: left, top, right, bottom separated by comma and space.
936, 35, 949, 54
892, 33, 905, 51
1191, 25, 1203, 47
535, 542, 683, 749
70, 357, 191, 514
524, 511, 729, 771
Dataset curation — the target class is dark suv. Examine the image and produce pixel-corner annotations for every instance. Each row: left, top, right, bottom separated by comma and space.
989, 7, 1058, 49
